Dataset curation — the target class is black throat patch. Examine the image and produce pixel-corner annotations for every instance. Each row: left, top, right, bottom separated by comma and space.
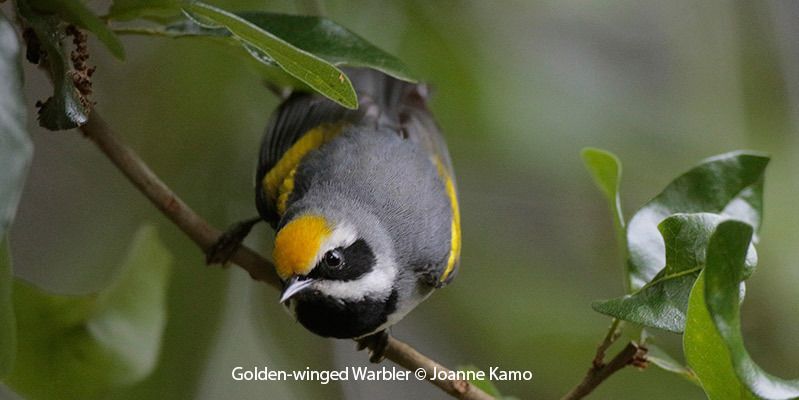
293, 289, 398, 339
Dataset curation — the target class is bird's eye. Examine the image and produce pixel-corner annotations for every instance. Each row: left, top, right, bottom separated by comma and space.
323, 249, 343, 268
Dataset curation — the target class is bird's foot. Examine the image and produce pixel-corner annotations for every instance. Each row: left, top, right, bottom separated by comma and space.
356, 329, 390, 363
205, 217, 261, 265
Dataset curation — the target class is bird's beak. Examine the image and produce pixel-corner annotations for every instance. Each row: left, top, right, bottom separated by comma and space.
280, 276, 315, 303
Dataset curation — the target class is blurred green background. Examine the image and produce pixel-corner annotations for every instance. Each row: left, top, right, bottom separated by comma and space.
5, 0, 799, 398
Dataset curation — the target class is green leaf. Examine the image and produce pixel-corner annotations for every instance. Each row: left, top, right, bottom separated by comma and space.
16, 0, 91, 130
645, 343, 698, 384
184, 2, 358, 109
116, 12, 417, 87
685, 272, 756, 400
5, 225, 173, 399
692, 220, 799, 399
626, 151, 768, 291
581, 147, 629, 290
581, 148, 623, 221
28, 0, 125, 59
592, 213, 757, 332
108, 0, 182, 21
235, 12, 415, 82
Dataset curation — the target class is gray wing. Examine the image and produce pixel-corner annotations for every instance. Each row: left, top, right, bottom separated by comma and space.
256, 92, 361, 226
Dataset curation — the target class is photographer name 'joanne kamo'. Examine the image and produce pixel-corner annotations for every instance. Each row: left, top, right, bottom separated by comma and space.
430, 367, 533, 382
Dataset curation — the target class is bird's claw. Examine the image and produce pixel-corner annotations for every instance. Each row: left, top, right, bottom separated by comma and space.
206, 217, 261, 265
356, 330, 390, 363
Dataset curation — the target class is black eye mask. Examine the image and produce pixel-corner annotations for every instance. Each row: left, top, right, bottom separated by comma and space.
309, 239, 376, 281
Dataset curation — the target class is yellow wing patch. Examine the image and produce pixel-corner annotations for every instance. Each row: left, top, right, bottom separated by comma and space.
263, 122, 347, 215
436, 159, 461, 283
276, 168, 297, 215
273, 215, 331, 279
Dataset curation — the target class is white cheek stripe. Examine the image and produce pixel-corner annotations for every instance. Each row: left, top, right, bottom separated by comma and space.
313, 260, 397, 302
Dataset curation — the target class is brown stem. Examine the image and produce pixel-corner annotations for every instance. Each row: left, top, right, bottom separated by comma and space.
560, 342, 647, 400
77, 114, 493, 400
592, 319, 622, 368
384, 337, 492, 399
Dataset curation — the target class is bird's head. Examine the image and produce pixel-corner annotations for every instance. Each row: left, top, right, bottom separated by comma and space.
273, 212, 397, 309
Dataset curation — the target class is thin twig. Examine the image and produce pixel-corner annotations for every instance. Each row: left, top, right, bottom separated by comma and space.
385, 337, 492, 399
77, 114, 493, 400
560, 342, 647, 400
592, 318, 622, 368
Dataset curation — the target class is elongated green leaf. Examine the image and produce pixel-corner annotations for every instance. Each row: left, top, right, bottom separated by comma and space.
185, 2, 357, 109
5, 225, 172, 399
236, 12, 415, 82
685, 272, 757, 400
1, 12, 32, 378
582, 147, 624, 235
29, 0, 125, 59
593, 213, 756, 332
581, 148, 622, 217
115, 11, 417, 84
116, 12, 417, 90
698, 221, 799, 399
626, 151, 768, 290
108, 0, 182, 21
16, 1, 91, 130
581, 147, 630, 292
646, 343, 698, 384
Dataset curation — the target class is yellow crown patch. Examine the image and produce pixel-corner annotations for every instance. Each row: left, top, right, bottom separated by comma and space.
273, 215, 331, 279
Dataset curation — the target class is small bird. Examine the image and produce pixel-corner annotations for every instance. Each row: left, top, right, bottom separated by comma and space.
213, 68, 460, 362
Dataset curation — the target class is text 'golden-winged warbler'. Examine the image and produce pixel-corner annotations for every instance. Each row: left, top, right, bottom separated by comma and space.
213, 68, 460, 362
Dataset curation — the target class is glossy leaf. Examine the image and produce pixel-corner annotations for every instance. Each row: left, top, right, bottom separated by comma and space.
16, 0, 91, 130
117, 12, 417, 87
645, 343, 698, 384
697, 220, 799, 399
235, 12, 415, 82
28, 0, 125, 59
184, 2, 358, 109
626, 151, 768, 290
593, 213, 756, 332
5, 226, 173, 399
685, 272, 757, 400
108, 0, 182, 21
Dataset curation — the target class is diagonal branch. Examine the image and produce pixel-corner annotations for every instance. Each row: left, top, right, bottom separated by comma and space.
560, 341, 647, 400
77, 114, 493, 400
79, 115, 281, 288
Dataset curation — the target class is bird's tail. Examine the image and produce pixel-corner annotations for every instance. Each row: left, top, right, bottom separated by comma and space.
343, 67, 430, 131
